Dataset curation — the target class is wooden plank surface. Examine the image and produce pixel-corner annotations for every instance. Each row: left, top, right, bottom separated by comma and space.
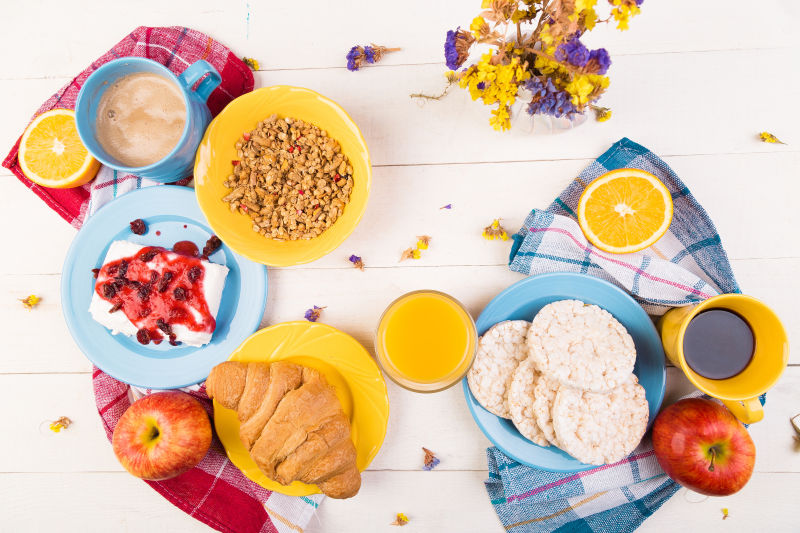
2, 0, 799, 531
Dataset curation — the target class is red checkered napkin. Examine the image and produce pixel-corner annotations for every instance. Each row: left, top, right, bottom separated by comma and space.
2, 26, 254, 228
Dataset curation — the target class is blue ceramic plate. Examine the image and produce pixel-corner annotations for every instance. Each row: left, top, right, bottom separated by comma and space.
61, 187, 267, 389
463, 272, 666, 472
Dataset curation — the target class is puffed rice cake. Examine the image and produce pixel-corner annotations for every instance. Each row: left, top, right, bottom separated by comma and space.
506, 357, 550, 446
551, 380, 648, 465
467, 320, 530, 419
530, 374, 561, 446
527, 299, 636, 392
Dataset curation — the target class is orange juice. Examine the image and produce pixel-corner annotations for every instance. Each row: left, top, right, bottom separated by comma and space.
375, 290, 477, 392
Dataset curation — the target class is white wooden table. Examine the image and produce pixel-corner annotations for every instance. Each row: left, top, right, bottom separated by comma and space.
2, 1, 799, 531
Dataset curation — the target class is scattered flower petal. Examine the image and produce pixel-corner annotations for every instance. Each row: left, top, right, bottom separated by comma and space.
400, 248, 420, 261
20, 294, 41, 310
348, 254, 365, 271
759, 131, 786, 144
439, 204, 453, 210
304, 306, 326, 322
721, 508, 729, 520
483, 219, 509, 241
391, 513, 409, 526
422, 447, 440, 470
347, 44, 401, 71
242, 57, 261, 71
591, 105, 612, 122
49, 416, 72, 433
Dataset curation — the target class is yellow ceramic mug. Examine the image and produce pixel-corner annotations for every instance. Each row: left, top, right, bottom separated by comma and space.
658, 294, 788, 424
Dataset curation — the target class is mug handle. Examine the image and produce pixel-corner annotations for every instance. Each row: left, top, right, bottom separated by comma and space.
178, 60, 222, 103
722, 397, 764, 424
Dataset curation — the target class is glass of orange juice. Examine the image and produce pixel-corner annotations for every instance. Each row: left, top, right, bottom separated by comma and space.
374, 290, 477, 393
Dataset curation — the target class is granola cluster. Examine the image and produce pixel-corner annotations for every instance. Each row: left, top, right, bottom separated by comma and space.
223, 115, 353, 241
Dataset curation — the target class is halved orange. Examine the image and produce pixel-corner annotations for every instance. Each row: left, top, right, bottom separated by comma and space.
18, 109, 100, 188
577, 168, 673, 254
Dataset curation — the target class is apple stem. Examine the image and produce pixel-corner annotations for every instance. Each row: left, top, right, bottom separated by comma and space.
708, 446, 717, 472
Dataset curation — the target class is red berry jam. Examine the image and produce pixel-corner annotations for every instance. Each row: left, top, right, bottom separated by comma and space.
94, 245, 214, 345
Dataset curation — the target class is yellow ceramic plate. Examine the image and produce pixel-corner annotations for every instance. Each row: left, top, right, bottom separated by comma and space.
194, 86, 372, 266
212, 321, 389, 496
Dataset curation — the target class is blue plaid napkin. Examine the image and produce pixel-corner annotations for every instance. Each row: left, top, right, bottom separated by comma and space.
489, 138, 742, 532
509, 137, 739, 315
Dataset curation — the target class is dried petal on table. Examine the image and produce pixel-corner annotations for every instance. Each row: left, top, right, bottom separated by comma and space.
790, 414, 800, 435
49, 416, 72, 433
759, 132, 786, 144
721, 508, 729, 520
483, 219, 509, 241
591, 104, 612, 122
346, 44, 401, 71
390, 513, 409, 526
348, 254, 365, 271
416, 235, 431, 250
304, 306, 326, 322
400, 247, 421, 261
439, 204, 453, 210
19, 294, 41, 310
422, 447, 440, 471
242, 57, 260, 70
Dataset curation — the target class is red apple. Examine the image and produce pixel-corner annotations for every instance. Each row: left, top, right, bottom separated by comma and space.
112, 391, 212, 480
652, 398, 755, 496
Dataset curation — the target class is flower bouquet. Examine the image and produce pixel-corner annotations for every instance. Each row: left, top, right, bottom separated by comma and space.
444, 0, 643, 131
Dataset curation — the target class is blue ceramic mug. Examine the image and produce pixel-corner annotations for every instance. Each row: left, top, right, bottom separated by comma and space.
75, 57, 221, 182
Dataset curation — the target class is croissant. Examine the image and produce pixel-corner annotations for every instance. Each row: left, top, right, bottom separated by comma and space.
206, 361, 361, 499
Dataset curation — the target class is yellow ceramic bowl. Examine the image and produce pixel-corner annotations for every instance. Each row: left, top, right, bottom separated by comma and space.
212, 321, 389, 496
194, 86, 372, 266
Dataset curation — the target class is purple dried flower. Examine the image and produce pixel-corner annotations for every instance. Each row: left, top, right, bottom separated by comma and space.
439, 204, 452, 210
524, 77, 578, 118
555, 37, 590, 68
346, 46, 361, 71
364, 46, 376, 63
348, 254, 364, 271
304, 305, 325, 322
443, 27, 475, 71
476, 81, 486, 90
587, 48, 611, 75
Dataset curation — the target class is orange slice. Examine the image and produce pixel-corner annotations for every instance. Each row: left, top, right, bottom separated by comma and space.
577, 168, 673, 254
18, 109, 100, 188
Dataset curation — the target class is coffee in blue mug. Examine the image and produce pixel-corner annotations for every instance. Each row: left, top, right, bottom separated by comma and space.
75, 57, 221, 182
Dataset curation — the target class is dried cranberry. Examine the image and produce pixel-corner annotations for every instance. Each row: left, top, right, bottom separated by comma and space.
202, 235, 222, 256
116, 260, 129, 279
112, 280, 124, 291
173, 286, 187, 301
126, 279, 142, 289
156, 318, 173, 335
91, 268, 100, 278
108, 302, 122, 313
107, 264, 119, 276
168, 334, 180, 346
149, 271, 159, 284
139, 249, 159, 262
136, 328, 151, 344
187, 266, 203, 283
137, 284, 152, 301
157, 271, 174, 292
138, 307, 151, 318
129, 219, 147, 235
102, 283, 117, 298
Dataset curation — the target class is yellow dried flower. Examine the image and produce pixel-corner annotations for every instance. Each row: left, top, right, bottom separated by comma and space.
49, 416, 72, 433
759, 131, 786, 144
242, 57, 260, 71
721, 508, 729, 520
470, 16, 489, 39
483, 219, 509, 241
20, 294, 41, 310
592, 105, 612, 122
391, 513, 409, 526
416, 235, 432, 250
400, 248, 421, 261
